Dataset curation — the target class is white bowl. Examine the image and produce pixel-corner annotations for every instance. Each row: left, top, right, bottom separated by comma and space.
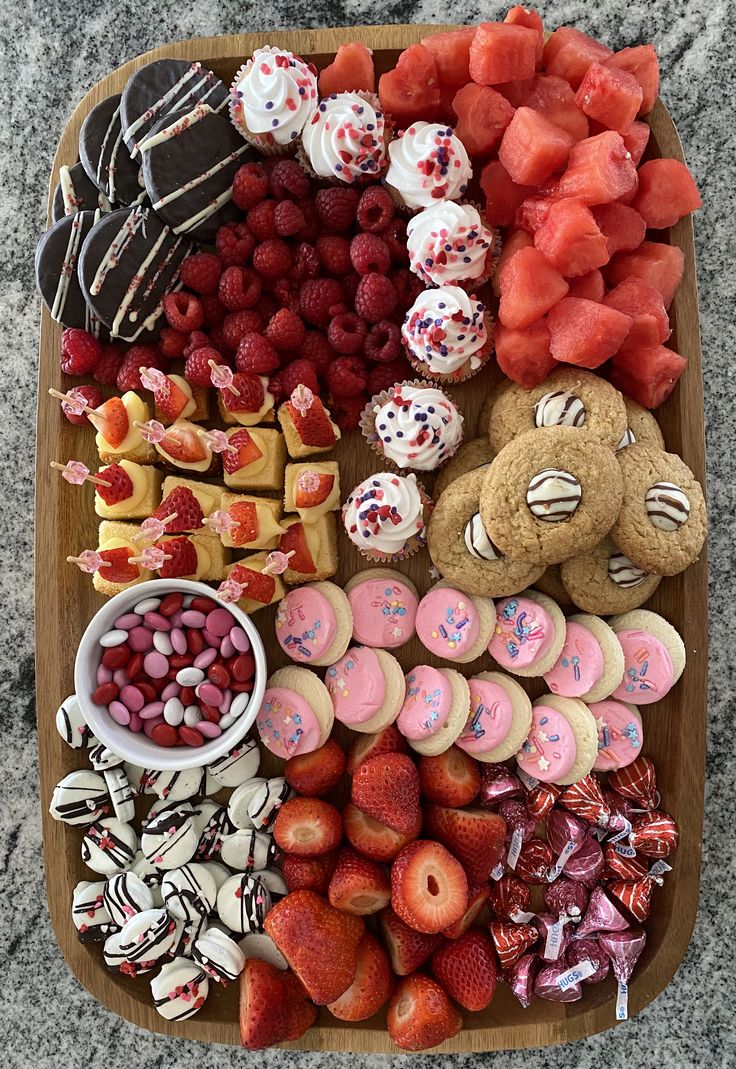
74, 578, 267, 770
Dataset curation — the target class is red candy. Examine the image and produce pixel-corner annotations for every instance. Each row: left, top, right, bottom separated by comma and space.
150, 723, 178, 747
126, 652, 144, 679
159, 592, 184, 617
515, 839, 555, 884
559, 775, 610, 826
208, 663, 231, 689
603, 842, 648, 881
178, 726, 205, 747
190, 596, 218, 613
608, 756, 658, 809
92, 682, 119, 705
231, 653, 255, 682
608, 877, 654, 922
488, 875, 532, 921
489, 920, 538, 969
102, 646, 130, 669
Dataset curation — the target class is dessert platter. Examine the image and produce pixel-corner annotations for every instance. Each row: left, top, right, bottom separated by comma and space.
35, 14, 707, 1053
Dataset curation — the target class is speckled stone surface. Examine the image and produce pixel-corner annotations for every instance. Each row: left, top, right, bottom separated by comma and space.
5, 1, 735, 1066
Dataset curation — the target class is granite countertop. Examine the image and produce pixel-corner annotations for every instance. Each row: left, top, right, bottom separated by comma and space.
4, 1, 735, 1066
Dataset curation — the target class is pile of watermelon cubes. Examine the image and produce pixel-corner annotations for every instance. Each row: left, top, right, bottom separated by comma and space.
377, 9, 701, 407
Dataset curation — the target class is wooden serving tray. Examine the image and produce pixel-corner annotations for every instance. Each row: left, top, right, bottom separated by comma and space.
35, 25, 707, 1053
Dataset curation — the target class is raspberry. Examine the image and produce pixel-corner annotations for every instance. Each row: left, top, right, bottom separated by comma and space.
330, 393, 368, 430
327, 312, 367, 354
279, 359, 321, 398
61, 384, 103, 426
326, 355, 368, 398
379, 217, 409, 264
232, 161, 270, 210
158, 328, 187, 360
218, 266, 262, 311
354, 273, 398, 323
357, 185, 395, 232
273, 278, 301, 315
162, 291, 204, 332
215, 222, 255, 267
290, 242, 320, 281
301, 331, 335, 377
392, 267, 425, 310
117, 345, 164, 391
299, 278, 344, 326
274, 200, 306, 237
252, 238, 293, 281
315, 186, 359, 232
341, 271, 361, 306
185, 346, 226, 387
350, 233, 391, 276
221, 311, 263, 351
92, 344, 124, 385
316, 234, 351, 275
246, 199, 277, 240
235, 333, 280, 375
265, 308, 306, 353
183, 330, 211, 358
295, 200, 321, 242
365, 319, 402, 363
268, 372, 284, 405
221, 372, 265, 414
258, 294, 281, 322
367, 357, 413, 395
179, 252, 222, 294
208, 323, 230, 354
60, 328, 102, 376
200, 292, 226, 327
269, 158, 311, 201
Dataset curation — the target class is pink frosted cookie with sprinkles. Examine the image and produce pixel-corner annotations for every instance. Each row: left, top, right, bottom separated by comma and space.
415, 581, 495, 663
397, 664, 470, 757
256, 667, 334, 759
274, 581, 352, 667
344, 568, 419, 649
325, 646, 406, 734
543, 614, 625, 703
608, 609, 686, 706
456, 671, 532, 764
516, 694, 598, 786
488, 588, 565, 678
589, 700, 643, 772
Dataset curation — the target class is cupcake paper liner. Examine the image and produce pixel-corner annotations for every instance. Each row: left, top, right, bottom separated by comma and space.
404, 311, 496, 386
359, 482, 435, 563
229, 58, 300, 158
360, 379, 465, 473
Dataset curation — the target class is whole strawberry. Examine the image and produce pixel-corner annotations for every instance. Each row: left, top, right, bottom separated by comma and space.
431, 930, 498, 1011
351, 753, 420, 836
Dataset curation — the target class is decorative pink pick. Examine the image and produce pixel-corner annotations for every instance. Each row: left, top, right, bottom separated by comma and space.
139, 366, 170, 393
263, 550, 295, 576
598, 928, 646, 1020
290, 384, 314, 415
216, 576, 246, 603
127, 546, 172, 570
209, 360, 240, 396
133, 418, 169, 445
198, 428, 237, 455
133, 514, 178, 543
575, 885, 630, 938
297, 470, 321, 494
48, 387, 96, 416
204, 509, 239, 536
66, 550, 111, 573
506, 953, 540, 1009
50, 460, 111, 487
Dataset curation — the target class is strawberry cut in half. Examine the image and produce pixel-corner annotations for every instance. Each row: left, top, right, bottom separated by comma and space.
390, 840, 469, 935
156, 536, 198, 579
228, 501, 259, 547
99, 546, 139, 584
387, 973, 462, 1052
155, 376, 191, 422
351, 753, 421, 837
287, 399, 337, 448
96, 463, 134, 506
230, 564, 276, 605
425, 805, 506, 885
222, 428, 263, 474
279, 522, 316, 575
346, 725, 409, 775
379, 907, 441, 976
239, 959, 317, 1050
295, 471, 334, 509
418, 747, 481, 809
151, 486, 205, 532
161, 426, 208, 465
221, 373, 265, 414
326, 933, 393, 1023
343, 803, 418, 863
273, 797, 343, 857
91, 396, 128, 448
284, 738, 346, 797
328, 848, 392, 916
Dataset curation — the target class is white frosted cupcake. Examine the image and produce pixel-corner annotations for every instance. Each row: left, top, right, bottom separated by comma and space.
401, 284, 494, 384
384, 122, 472, 212
361, 380, 464, 472
342, 472, 433, 562
407, 202, 499, 289
300, 91, 389, 184
229, 46, 318, 155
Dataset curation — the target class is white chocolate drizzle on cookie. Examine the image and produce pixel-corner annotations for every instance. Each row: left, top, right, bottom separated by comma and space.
526, 469, 582, 522
645, 481, 690, 531
608, 552, 648, 588
617, 427, 636, 450
464, 513, 502, 560
534, 390, 586, 430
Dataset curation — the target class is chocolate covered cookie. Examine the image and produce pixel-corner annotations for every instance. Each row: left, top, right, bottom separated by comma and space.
559, 535, 662, 615
433, 436, 494, 499
35, 209, 105, 334
52, 162, 113, 222
79, 93, 146, 206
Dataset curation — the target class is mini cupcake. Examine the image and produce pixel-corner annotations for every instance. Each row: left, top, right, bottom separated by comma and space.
406, 201, 499, 289
361, 380, 464, 471
300, 91, 388, 184
402, 285, 494, 383
342, 471, 432, 562
384, 122, 472, 211
230, 46, 318, 155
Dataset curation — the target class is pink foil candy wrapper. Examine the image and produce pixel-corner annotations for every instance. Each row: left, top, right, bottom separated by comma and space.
505, 952, 540, 1008
534, 960, 583, 1002
525, 781, 561, 819
599, 928, 646, 983
499, 799, 537, 842
563, 835, 604, 887
544, 877, 589, 922
575, 885, 630, 938
546, 808, 588, 856
536, 911, 573, 961
567, 938, 610, 983
559, 774, 611, 826
480, 765, 523, 806
604, 789, 634, 826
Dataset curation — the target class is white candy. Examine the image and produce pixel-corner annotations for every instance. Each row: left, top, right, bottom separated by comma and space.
150, 957, 209, 1020
238, 931, 288, 970
176, 667, 205, 687
71, 880, 114, 941
208, 736, 260, 788
56, 694, 95, 749
219, 829, 274, 873
134, 597, 162, 614
130, 852, 164, 907
104, 767, 135, 823
119, 907, 176, 963
202, 861, 232, 893
247, 777, 293, 830
216, 874, 271, 935
229, 691, 251, 720
184, 705, 203, 727
50, 770, 109, 826
227, 778, 267, 829
153, 631, 174, 655
140, 802, 198, 870
183, 595, 194, 608
253, 867, 288, 903
81, 817, 138, 875
219, 712, 236, 730
161, 863, 218, 921
103, 870, 154, 926
143, 767, 203, 802
99, 629, 129, 648
164, 697, 184, 726
89, 744, 123, 771
193, 928, 245, 983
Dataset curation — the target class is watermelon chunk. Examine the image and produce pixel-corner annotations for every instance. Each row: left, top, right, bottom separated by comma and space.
610, 344, 686, 408
421, 28, 476, 95
591, 202, 646, 257
495, 318, 555, 387
568, 269, 605, 301
499, 107, 575, 185
515, 196, 558, 234
605, 44, 660, 114
548, 296, 631, 368
622, 121, 650, 167
542, 26, 613, 89
499, 246, 569, 329
480, 159, 536, 227
452, 83, 515, 156
603, 277, 670, 347
493, 229, 533, 297
318, 43, 375, 95
575, 63, 643, 135
504, 6, 544, 64
607, 241, 685, 308
631, 159, 702, 229
534, 199, 609, 277
495, 77, 537, 107
378, 45, 441, 126
524, 74, 589, 141
469, 22, 538, 85
557, 131, 638, 205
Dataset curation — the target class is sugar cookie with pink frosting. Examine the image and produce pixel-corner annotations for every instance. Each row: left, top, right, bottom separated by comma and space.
589, 700, 643, 772
608, 609, 686, 706
456, 671, 532, 764
325, 646, 405, 734
344, 568, 419, 649
543, 614, 624, 703
516, 694, 598, 786
488, 589, 565, 678
397, 665, 470, 757
256, 667, 334, 759
274, 581, 352, 667
415, 581, 494, 663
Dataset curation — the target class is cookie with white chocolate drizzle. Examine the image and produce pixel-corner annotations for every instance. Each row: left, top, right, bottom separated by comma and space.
51, 162, 113, 222
35, 209, 107, 334
79, 93, 146, 206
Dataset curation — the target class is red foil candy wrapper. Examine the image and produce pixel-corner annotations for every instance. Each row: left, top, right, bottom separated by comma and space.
534, 960, 582, 1002
608, 877, 654, 922
544, 876, 590, 921
564, 835, 604, 887
629, 810, 679, 858
525, 782, 561, 819
489, 919, 538, 970
559, 774, 611, 826
536, 911, 573, 960
505, 952, 540, 1008
575, 885, 630, 938
599, 928, 646, 983
480, 764, 523, 806
567, 938, 610, 983
515, 838, 555, 884
603, 842, 648, 881
546, 809, 588, 857
489, 874, 532, 921
499, 799, 537, 843
608, 756, 658, 809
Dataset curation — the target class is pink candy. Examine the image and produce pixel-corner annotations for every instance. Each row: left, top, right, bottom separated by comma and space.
109, 701, 131, 726
119, 685, 144, 713
143, 651, 169, 678
181, 610, 206, 628
193, 649, 218, 670
205, 608, 233, 637
230, 626, 250, 653
129, 627, 154, 652
198, 682, 223, 706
